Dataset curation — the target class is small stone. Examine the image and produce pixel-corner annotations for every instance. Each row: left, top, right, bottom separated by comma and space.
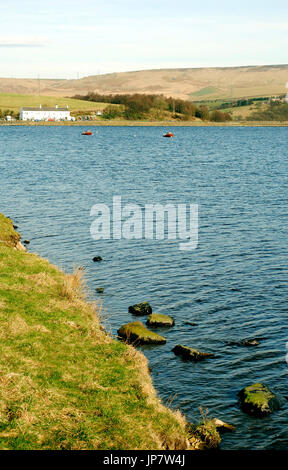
128, 302, 152, 316
146, 313, 174, 327
95, 287, 104, 294
212, 418, 235, 432
23, 240, 30, 245
93, 256, 102, 262
118, 321, 166, 345
172, 344, 215, 361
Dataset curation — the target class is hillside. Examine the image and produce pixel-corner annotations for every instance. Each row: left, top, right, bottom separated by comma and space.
0, 64, 288, 101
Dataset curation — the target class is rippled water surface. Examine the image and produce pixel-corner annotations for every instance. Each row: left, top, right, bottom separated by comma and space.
0, 125, 287, 449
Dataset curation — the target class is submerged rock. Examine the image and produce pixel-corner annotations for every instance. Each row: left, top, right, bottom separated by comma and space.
241, 339, 259, 347
184, 321, 197, 327
226, 337, 262, 347
93, 256, 102, 262
23, 240, 30, 245
128, 302, 152, 316
239, 383, 282, 417
172, 344, 215, 361
146, 313, 174, 327
118, 321, 166, 345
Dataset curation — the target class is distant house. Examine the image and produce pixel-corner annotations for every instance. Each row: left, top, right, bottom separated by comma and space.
19, 105, 72, 121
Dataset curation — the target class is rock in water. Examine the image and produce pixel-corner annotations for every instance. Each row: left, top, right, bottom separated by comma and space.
118, 321, 166, 345
184, 321, 197, 327
93, 256, 102, 262
238, 383, 282, 417
128, 302, 152, 315
95, 287, 104, 294
172, 344, 215, 361
146, 313, 174, 327
212, 418, 235, 432
240, 339, 259, 346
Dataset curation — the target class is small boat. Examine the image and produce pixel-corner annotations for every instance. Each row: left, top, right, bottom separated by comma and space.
163, 132, 174, 138
82, 130, 92, 136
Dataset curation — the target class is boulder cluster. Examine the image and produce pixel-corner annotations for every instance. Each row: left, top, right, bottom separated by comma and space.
118, 301, 285, 422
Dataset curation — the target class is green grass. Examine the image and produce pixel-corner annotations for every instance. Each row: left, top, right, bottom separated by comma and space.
0, 214, 189, 450
0, 94, 110, 114
190, 87, 223, 98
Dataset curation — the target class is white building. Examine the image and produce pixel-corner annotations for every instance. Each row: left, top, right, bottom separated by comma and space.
20, 105, 72, 121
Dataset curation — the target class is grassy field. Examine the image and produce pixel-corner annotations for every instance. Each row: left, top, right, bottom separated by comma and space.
0, 94, 109, 114
0, 213, 193, 450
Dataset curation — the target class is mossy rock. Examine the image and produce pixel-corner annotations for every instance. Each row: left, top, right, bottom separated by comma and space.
118, 322, 166, 345
238, 383, 282, 417
128, 302, 152, 316
172, 344, 215, 361
146, 313, 174, 327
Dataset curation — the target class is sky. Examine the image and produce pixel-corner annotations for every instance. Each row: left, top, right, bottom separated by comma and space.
0, 0, 287, 78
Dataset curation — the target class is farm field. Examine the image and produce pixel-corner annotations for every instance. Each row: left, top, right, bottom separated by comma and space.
0, 93, 109, 114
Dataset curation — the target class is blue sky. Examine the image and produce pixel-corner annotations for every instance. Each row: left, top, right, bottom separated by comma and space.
0, 0, 287, 78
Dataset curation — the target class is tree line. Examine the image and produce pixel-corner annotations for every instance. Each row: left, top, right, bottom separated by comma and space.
0, 109, 18, 119
73, 92, 232, 122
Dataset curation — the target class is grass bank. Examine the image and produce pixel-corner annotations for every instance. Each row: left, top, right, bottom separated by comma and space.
1, 120, 288, 127
0, 213, 190, 450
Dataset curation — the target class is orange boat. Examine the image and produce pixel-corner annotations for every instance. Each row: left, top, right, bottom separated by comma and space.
82, 130, 92, 136
163, 132, 174, 138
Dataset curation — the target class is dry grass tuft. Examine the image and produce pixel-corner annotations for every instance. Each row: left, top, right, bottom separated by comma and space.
6, 315, 30, 336
60, 267, 87, 301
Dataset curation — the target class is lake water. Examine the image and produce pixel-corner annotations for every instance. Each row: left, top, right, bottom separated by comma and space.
0, 125, 287, 449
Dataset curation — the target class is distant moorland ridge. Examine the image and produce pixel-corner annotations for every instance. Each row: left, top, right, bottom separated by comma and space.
0, 64, 288, 101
